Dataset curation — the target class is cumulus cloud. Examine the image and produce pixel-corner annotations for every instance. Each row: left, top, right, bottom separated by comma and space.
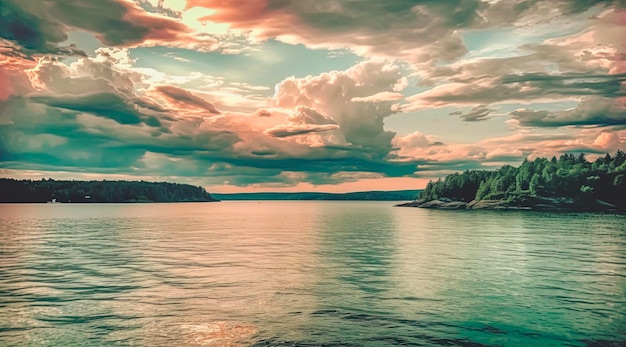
0, 54, 36, 101
17, 50, 168, 126
393, 131, 442, 150
593, 131, 622, 149
0, 56, 426, 186
273, 60, 403, 156
391, 131, 444, 160
27, 49, 140, 94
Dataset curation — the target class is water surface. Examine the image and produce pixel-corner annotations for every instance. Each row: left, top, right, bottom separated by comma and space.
1, 202, 625, 346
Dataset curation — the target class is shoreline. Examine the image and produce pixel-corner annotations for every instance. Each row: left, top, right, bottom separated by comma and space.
396, 197, 624, 213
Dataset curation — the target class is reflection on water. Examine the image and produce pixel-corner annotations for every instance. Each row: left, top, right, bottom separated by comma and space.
0, 202, 625, 346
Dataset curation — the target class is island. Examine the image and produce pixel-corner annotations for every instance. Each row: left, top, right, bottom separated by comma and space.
397, 151, 626, 212
0, 179, 219, 203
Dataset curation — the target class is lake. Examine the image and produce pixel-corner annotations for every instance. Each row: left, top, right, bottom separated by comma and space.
0, 201, 625, 346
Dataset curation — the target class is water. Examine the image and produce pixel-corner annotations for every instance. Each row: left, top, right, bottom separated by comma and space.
0, 201, 625, 346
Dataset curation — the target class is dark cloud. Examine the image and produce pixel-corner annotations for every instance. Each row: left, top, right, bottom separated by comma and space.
0, 97, 145, 169
134, 0, 182, 18
30, 92, 162, 126
0, 0, 198, 56
418, 40, 622, 88
189, 0, 623, 68
255, 109, 272, 117
0, 0, 65, 53
452, 105, 493, 122
189, 0, 482, 64
0, 96, 239, 174
155, 85, 221, 115
478, 0, 623, 27
251, 149, 277, 156
410, 72, 626, 108
500, 72, 626, 97
0, 90, 428, 185
221, 153, 422, 178
510, 97, 626, 127
265, 124, 339, 138
563, 0, 625, 13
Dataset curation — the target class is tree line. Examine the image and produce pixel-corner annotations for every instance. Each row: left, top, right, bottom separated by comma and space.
420, 150, 626, 207
0, 179, 217, 203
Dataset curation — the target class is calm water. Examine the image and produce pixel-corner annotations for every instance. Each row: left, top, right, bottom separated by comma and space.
0, 201, 625, 346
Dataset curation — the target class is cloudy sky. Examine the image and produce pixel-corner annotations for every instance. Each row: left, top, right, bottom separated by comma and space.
1, 0, 625, 193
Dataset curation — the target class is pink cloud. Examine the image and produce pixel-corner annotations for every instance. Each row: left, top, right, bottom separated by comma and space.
0, 55, 35, 101
593, 131, 622, 149
388, 126, 625, 179
351, 91, 405, 103
208, 176, 430, 193
591, 9, 626, 75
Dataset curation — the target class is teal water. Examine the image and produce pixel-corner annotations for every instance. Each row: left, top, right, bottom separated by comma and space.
0, 201, 624, 346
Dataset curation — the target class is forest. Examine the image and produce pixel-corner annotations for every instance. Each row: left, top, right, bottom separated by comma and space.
418, 150, 626, 209
0, 179, 218, 203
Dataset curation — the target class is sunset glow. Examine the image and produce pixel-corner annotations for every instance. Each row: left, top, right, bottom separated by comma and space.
1, 0, 624, 192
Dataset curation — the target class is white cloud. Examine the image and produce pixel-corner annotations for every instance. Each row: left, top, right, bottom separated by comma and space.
273, 60, 403, 155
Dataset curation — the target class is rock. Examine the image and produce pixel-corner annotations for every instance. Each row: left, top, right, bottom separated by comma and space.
439, 201, 468, 209
394, 201, 422, 207
418, 200, 446, 208
467, 200, 506, 209
397, 196, 625, 213
397, 199, 468, 209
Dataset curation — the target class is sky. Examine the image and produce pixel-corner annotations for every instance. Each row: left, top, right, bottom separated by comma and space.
0, 0, 625, 193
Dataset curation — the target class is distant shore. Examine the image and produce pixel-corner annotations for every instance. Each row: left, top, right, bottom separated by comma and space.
0, 178, 219, 203
212, 190, 421, 201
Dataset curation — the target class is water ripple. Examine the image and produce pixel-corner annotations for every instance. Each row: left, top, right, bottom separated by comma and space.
0, 202, 625, 346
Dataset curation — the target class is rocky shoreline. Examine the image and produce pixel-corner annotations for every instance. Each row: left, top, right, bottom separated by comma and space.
396, 196, 623, 212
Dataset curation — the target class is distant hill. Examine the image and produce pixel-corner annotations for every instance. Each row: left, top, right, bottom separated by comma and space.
212, 190, 422, 201
0, 179, 218, 203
